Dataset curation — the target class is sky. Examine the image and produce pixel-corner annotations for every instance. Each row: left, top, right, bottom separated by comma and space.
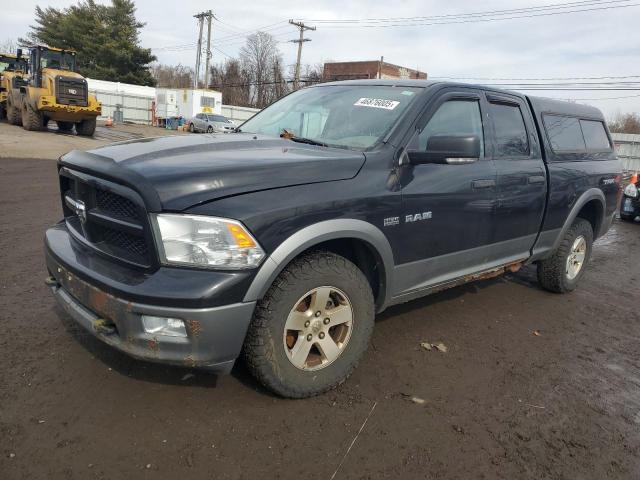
2, 0, 639, 118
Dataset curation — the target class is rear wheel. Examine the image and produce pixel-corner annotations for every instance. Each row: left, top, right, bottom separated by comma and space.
537, 218, 593, 293
22, 99, 44, 131
207, 125, 213, 133
76, 117, 96, 136
0, 103, 5, 120
244, 251, 375, 398
57, 121, 74, 132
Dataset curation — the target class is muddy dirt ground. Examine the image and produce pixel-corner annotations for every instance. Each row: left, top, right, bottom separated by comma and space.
1, 156, 639, 480
0, 121, 185, 160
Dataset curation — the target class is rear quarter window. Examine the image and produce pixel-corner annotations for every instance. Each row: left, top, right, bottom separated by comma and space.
543, 115, 585, 152
580, 119, 611, 150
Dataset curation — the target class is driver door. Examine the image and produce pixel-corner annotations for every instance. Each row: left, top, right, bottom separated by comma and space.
395, 90, 498, 294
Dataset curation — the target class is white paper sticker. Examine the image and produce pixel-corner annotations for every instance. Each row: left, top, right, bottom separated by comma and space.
354, 98, 400, 110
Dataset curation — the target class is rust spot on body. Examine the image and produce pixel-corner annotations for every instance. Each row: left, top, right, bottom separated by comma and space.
184, 356, 196, 368
186, 320, 202, 338
148, 338, 160, 352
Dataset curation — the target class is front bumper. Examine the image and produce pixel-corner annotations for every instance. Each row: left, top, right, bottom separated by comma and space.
37, 95, 101, 118
620, 195, 640, 218
45, 224, 257, 372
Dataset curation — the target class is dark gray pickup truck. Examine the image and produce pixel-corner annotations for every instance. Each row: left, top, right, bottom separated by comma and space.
45, 80, 622, 397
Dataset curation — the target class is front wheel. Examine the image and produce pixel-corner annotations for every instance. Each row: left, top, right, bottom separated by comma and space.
189, 123, 195, 133
207, 125, 213, 133
537, 218, 593, 293
76, 117, 96, 136
244, 251, 375, 398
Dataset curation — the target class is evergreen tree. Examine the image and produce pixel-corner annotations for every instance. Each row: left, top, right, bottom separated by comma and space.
23, 0, 156, 86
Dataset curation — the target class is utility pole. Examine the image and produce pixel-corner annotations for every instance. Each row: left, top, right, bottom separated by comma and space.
289, 20, 315, 90
193, 12, 205, 89
204, 11, 213, 90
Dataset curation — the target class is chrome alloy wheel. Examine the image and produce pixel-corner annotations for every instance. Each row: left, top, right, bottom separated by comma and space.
566, 235, 587, 280
283, 286, 354, 371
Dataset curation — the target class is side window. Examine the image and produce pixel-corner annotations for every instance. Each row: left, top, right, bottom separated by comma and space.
580, 120, 610, 150
200, 96, 216, 108
543, 115, 586, 152
489, 102, 529, 157
418, 100, 484, 157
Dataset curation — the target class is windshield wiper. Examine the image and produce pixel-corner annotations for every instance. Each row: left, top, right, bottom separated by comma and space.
287, 136, 328, 147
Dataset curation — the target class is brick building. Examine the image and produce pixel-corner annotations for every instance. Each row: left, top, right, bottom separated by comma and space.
323, 59, 427, 81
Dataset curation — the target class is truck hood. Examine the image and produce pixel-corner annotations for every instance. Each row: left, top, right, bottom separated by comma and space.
59, 133, 366, 211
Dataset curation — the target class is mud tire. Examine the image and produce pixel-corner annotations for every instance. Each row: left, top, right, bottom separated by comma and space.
537, 218, 593, 293
243, 251, 375, 398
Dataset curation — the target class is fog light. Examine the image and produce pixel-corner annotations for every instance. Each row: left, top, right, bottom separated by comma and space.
141, 316, 187, 337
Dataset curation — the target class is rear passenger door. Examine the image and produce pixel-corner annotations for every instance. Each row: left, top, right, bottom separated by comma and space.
486, 93, 547, 260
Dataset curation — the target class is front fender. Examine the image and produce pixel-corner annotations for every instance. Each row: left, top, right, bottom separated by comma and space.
242, 219, 395, 310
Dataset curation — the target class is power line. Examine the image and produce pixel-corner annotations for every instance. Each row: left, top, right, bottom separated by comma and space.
305, 0, 630, 23
301, 1, 639, 28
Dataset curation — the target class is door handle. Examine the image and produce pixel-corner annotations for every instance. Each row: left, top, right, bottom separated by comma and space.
528, 175, 546, 185
472, 179, 496, 189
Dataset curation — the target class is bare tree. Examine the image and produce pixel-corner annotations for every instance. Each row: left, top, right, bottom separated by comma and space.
1, 38, 18, 54
150, 64, 194, 88
239, 31, 286, 108
210, 59, 251, 107
609, 112, 640, 134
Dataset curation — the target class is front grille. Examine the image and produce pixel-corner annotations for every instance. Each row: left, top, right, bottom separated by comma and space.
60, 169, 154, 268
96, 189, 139, 220
94, 225, 150, 259
56, 76, 88, 106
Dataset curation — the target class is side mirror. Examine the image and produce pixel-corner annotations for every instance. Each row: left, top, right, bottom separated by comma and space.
407, 134, 481, 165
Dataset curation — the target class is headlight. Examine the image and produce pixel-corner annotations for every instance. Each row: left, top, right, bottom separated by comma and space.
152, 214, 265, 269
624, 182, 638, 198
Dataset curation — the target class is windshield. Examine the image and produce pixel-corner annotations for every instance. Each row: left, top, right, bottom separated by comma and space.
240, 85, 422, 150
207, 115, 229, 123
0, 56, 26, 73
40, 50, 76, 71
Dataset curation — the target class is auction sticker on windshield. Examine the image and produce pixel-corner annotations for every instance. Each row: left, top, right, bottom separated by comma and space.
354, 98, 400, 110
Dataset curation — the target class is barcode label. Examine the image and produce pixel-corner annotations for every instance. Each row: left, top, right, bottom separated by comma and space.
354, 98, 400, 110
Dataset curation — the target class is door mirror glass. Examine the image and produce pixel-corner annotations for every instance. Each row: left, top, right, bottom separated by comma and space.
408, 134, 481, 165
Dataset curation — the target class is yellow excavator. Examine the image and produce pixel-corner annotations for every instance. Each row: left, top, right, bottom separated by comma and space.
0, 52, 28, 125
19, 45, 101, 135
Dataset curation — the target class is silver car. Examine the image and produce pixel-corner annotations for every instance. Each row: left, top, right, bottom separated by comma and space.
189, 113, 235, 133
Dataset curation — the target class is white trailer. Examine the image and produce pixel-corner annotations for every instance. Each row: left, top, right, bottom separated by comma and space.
86, 78, 156, 124
155, 88, 222, 125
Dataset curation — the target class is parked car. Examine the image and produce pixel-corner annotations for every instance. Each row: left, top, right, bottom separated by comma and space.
620, 173, 639, 222
45, 80, 621, 398
189, 113, 235, 133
